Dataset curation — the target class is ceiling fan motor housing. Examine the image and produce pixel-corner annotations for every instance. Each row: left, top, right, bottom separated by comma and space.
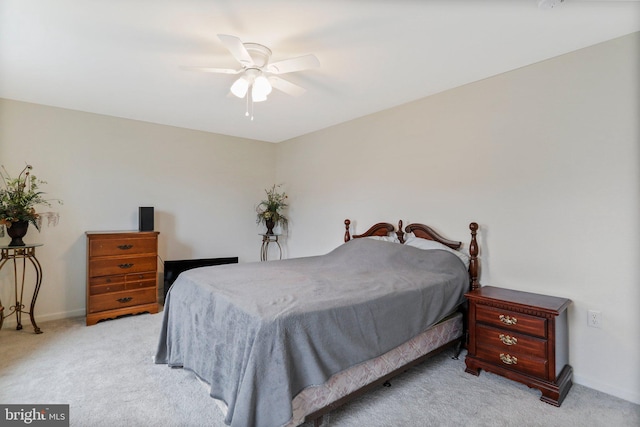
243, 43, 272, 68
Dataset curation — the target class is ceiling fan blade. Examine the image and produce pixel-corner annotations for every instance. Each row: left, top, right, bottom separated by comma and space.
269, 76, 307, 97
266, 54, 320, 74
181, 66, 242, 74
217, 34, 254, 67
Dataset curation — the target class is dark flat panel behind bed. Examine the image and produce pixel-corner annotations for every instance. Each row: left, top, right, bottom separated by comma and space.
163, 257, 238, 301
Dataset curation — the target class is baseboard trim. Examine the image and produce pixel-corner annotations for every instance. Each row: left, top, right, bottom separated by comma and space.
573, 373, 640, 405
1, 308, 85, 329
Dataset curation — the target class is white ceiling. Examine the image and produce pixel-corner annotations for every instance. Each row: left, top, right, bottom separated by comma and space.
1, 1, 638, 143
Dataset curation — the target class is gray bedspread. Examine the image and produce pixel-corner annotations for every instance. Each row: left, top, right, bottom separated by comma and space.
154, 238, 468, 427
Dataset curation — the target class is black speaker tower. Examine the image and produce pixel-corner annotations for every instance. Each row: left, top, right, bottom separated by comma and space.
139, 207, 154, 231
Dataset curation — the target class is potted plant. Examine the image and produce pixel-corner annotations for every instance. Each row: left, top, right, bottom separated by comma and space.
256, 184, 288, 235
0, 164, 61, 246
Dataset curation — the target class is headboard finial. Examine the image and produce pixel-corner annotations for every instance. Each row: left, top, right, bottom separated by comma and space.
469, 222, 479, 290
344, 219, 351, 242
396, 220, 405, 243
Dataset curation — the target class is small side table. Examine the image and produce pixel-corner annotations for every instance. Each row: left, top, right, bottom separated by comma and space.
0, 244, 44, 334
260, 234, 282, 261
464, 286, 572, 406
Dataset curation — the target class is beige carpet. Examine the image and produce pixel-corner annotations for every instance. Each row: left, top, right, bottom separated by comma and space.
0, 313, 638, 427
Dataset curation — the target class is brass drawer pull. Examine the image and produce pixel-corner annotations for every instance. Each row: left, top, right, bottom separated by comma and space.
117, 297, 133, 303
499, 334, 518, 346
499, 314, 517, 325
500, 353, 517, 365
118, 263, 134, 269
117, 244, 133, 250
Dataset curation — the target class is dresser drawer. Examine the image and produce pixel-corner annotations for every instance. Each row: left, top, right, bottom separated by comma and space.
88, 255, 157, 277
125, 271, 156, 282
89, 275, 125, 287
125, 279, 156, 290
476, 324, 547, 359
89, 237, 157, 257
475, 347, 548, 379
476, 304, 547, 338
88, 288, 157, 313
90, 283, 126, 295
125, 272, 156, 290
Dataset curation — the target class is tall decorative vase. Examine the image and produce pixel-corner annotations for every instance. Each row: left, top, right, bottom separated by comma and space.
7, 220, 29, 246
265, 219, 275, 235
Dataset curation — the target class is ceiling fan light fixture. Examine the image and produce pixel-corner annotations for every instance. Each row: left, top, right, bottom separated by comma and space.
251, 85, 268, 103
252, 75, 272, 101
230, 77, 249, 98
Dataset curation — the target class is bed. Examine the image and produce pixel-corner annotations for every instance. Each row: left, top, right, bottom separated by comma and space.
155, 219, 479, 427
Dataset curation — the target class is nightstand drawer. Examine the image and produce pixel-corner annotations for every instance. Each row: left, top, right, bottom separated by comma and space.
476, 324, 547, 359
476, 304, 547, 338
475, 347, 548, 379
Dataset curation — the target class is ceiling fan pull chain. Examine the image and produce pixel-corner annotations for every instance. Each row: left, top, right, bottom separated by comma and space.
245, 90, 250, 117
250, 88, 254, 121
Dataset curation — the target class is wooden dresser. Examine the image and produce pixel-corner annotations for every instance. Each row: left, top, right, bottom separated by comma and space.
464, 286, 572, 406
86, 231, 159, 326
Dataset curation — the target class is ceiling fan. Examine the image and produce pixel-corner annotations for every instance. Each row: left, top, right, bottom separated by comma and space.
185, 34, 320, 119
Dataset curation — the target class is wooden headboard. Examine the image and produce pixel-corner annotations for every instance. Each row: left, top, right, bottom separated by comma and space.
344, 219, 479, 290
344, 219, 403, 243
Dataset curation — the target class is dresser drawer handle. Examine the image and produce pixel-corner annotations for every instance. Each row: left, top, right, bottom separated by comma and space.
499, 353, 518, 365
118, 263, 134, 269
499, 314, 517, 326
499, 334, 518, 346
117, 297, 133, 303
117, 244, 133, 250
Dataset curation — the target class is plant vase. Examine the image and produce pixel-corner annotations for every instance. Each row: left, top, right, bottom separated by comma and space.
7, 220, 29, 246
265, 219, 275, 235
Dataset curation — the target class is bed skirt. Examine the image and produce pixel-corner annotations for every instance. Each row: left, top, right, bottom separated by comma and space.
286, 311, 463, 426
206, 312, 462, 426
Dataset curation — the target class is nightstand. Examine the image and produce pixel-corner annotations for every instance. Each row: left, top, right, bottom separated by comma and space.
464, 286, 572, 406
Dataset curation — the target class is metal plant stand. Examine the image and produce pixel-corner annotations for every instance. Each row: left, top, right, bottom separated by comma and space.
0, 244, 44, 334
260, 234, 282, 261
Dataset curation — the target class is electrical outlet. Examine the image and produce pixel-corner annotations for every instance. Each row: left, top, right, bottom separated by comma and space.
588, 310, 602, 328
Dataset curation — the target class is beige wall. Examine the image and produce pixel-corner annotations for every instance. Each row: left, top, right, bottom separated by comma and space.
277, 33, 639, 403
0, 99, 275, 320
